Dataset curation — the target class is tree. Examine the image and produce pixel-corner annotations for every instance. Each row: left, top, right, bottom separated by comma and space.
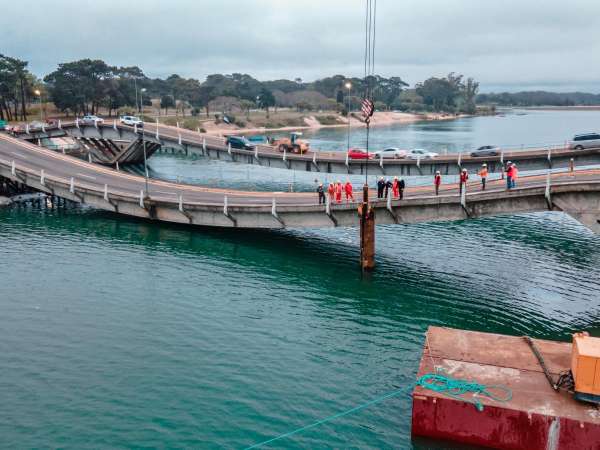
160, 95, 175, 115
0, 54, 33, 121
44, 59, 112, 115
257, 87, 275, 118
462, 78, 479, 114
239, 99, 254, 119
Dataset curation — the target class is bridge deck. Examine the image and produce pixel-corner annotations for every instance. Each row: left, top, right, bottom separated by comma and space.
2, 132, 600, 230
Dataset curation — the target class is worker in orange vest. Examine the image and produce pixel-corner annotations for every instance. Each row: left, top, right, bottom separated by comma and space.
434, 171, 442, 196
478, 163, 488, 191
459, 168, 469, 194
392, 177, 400, 199
335, 180, 343, 203
344, 180, 354, 202
327, 182, 335, 202
511, 163, 518, 188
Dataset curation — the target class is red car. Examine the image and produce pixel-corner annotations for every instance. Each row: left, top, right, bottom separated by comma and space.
347, 148, 374, 159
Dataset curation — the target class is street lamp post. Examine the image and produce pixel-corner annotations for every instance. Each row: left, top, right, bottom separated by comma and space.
140, 88, 149, 196
345, 82, 352, 153
34, 89, 43, 122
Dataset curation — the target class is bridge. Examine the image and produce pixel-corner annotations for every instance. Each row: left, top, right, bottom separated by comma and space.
1, 132, 599, 234
10, 121, 600, 177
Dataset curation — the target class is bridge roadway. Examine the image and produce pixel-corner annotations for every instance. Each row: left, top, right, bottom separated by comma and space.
11, 121, 600, 176
1, 132, 600, 232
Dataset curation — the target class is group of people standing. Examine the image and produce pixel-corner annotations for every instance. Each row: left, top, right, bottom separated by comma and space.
377, 177, 405, 199
317, 181, 355, 204
317, 160, 520, 204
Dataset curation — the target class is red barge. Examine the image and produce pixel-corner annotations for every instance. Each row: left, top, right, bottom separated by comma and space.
412, 327, 600, 450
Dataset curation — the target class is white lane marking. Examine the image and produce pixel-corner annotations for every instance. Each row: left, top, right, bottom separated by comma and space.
11, 152, 27, 159
155, 190, 176, 195
77, 173, 97, 180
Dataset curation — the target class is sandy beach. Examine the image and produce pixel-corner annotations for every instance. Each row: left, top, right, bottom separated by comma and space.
201, 111, 467, 136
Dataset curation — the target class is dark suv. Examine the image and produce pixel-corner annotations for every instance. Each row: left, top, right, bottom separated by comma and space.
226, 136, 255, 150
570, 133, 600, 150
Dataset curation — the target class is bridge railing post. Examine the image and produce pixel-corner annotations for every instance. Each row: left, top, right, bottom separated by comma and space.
58, 119, 62, 129
139, 190, 144, 208
283, 147, 287, 161
380, 152, 384, 168
417, 155, 421, 168
178, 194, 183, 212
134, 123, 137, 134
254, 145, 259, 160
11, 160, 15, 176
228, 142, 232, 155
345, 151, 349, 166
155, 119, 160, 139
178, 133, 182, 145
40, 169, 45, 186
113, 119, 117, 131
25, 124, 30, 135
104, 184, 108, 201
545, 171, 551, 205
202, 138, 207, 153
223, 195, 228, 216
271, 197, 277, 217
460, 182, 466, 208
457, 152, 462, 168
70, 177, 74, 193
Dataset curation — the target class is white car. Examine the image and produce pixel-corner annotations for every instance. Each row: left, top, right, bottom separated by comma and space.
407, 148, 438, 159
80, 115, 104, 126
374, 147, 407, 159
120, 115, 144, 127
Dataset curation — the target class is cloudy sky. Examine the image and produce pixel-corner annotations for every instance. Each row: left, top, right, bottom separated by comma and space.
2, 0, 598, 92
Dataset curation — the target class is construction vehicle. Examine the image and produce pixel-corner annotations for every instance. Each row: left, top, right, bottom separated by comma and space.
273, 132, 310, 154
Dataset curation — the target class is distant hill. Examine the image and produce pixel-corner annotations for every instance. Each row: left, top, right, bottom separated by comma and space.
477, 91, 600, 107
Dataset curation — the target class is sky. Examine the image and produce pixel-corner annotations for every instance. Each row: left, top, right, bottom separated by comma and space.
2, 0, 599, 93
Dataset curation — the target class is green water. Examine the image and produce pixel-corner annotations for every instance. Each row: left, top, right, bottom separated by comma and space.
1, 202, 599, 448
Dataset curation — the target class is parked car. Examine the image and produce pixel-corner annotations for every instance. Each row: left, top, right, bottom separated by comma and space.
225, 135, 255, 150
0, 119, 6, 130
373, 147, 407, 159
470, 145, 500, 157
407, 148, 438, 159
569, 133, 600, 150
347, 148, 374, 159
28, 121, 46, 130
119, 115, 143, 127
80, 115, 104, 126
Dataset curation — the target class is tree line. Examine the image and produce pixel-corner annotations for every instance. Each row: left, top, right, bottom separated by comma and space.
476, 91, 600, 107
8, 54, 560, 121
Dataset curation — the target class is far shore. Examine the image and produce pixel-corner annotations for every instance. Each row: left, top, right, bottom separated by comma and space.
201, 111, 470, 136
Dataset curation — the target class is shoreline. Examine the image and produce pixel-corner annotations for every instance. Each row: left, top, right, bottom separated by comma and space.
203, 111, 471, 136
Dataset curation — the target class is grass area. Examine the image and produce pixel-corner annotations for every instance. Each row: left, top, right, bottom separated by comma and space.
315, 115, 342, 125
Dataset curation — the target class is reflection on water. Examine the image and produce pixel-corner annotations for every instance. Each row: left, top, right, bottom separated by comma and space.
0, 203, 599, 448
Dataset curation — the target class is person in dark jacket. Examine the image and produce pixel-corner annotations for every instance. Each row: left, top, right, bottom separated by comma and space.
398, 177, 406, 200
384, 178, 393, 198
377, 177, 385, 198
317, 182, 325, 204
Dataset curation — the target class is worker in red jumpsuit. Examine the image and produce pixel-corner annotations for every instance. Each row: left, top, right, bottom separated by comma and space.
335, 180, 343, 203
459, 168, 469, 194
344, 181, 354, 202
392, 177, 399, 199
434, 171, 442, 196
327, 182, 335, 203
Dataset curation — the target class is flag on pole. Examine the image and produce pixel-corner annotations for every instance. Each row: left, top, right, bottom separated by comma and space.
361, 98, 374, 123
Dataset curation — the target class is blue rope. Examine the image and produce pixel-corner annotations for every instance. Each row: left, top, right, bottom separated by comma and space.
243, 372, 512, 449
243, 385, 411, 449
416, 371, 512, 412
